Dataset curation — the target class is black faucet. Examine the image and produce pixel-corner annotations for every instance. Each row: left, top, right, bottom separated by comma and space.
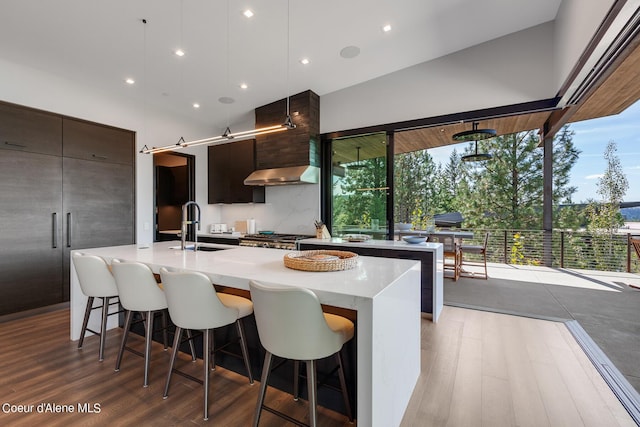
180, 201, 201, 250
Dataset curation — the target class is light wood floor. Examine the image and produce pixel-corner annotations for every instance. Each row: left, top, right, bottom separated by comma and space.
401, 307, 635, 427
0, 307, 634, 426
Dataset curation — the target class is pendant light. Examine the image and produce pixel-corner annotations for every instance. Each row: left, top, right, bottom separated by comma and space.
461, 140, 492, 162
455, 122, 494, 162
140, 1, 295, 155
452, 121, 496, 142
349, 146, 367, 169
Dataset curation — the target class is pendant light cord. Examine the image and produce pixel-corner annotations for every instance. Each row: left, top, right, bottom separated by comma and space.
286, 0, 291, 117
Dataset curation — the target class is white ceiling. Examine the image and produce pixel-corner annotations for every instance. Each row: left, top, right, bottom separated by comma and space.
0, 0, 562, 131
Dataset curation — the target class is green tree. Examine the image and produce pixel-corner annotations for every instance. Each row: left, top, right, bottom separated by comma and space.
334, 156, 387, 228
458, 131, 542, 229
457, 125, 579, 230
585, 141, 629, 264
439, 149, 464, 213
393, 150, 439, 224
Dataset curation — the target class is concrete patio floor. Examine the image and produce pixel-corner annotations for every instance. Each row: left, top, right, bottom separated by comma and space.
444, 262, 640, 397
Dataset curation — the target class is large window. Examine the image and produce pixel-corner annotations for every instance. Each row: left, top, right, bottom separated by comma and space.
329, 133, 388, 239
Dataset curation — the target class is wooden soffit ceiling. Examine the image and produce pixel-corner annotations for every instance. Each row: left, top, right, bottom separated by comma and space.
568, 32, 640, 123
394, 112, 550, 155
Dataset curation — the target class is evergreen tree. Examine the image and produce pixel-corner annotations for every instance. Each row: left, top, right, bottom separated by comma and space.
439, 149, 463, 213
334, 156, 387, 228
456, 125, 579, 230
458, 131, 542, 229
553, 126, 581, 204
393, 150, 439, 225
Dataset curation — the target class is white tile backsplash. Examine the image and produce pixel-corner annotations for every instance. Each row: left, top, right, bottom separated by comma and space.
218, 184, 320, 235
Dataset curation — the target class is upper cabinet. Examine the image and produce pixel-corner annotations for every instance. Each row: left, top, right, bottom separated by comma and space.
0, 102, 62, 156
208, 139, 265, 204
63, 117, 134, 165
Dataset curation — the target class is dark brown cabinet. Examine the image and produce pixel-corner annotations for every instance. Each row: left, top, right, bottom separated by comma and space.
61, 156, 135, 301
0, 102, 135, 315
0, 150, 64, 314
0, 102, 62, 156
208, 139, 264, 204
63, 117, 134, 165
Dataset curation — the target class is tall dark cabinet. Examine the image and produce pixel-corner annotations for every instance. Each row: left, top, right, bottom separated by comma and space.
0, 102, 135, 316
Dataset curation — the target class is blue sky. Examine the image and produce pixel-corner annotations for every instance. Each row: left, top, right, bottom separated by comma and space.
428, 100, 640, 203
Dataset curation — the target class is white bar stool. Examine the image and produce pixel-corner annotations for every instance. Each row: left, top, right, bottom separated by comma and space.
111, 259, 170, 387
249, 280, 354, 427
72, 252, 121, 361
159, 267, 254, 421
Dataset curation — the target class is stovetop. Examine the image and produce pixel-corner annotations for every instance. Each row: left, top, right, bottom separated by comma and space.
241, 233, 314, 243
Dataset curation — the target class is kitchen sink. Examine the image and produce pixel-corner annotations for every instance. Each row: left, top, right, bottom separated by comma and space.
195, 246, 227, 252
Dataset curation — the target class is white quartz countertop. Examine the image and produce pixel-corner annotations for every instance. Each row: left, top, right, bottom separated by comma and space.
77, 241, 419, 307
300, 237, 442, 252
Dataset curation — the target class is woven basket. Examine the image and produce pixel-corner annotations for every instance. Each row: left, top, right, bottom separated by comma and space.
283, 250, 358, 272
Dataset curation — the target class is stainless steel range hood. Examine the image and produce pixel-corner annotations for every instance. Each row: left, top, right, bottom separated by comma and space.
244, 165, 319, 186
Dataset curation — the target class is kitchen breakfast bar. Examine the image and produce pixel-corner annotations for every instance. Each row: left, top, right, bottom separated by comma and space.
69, 241, 422, 426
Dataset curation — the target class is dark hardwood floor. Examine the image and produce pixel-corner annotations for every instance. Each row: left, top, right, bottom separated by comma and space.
0, 309, 352, 426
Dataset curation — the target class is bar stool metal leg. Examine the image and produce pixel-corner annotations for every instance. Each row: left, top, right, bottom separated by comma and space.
253, 351, 273, 427
186, 329, 197, 361
78, 296, 94, 350
143, 310, 154, 387
293, 360, 300, 400
336, 352, 353, 422
163, 326, 183, 399
115, 310, 133, 372
236, 319, 254, 384
98, 297, 110, 361
203, 329, 212, 421
161, 309, 169, 350
306, 360, 318, 427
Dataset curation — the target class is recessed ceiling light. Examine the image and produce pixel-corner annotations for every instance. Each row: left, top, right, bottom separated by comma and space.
125, 78, 135, 85
239, 83, 248, 90
382, 24, 392, 32
340, 46, 360, 59
300, 58, 310, 65
175, 49, 185, 57
243, 9, 254, 18
192, 103, 200, 109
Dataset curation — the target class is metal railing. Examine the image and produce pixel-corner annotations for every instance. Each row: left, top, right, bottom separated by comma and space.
459, 229, 640, 273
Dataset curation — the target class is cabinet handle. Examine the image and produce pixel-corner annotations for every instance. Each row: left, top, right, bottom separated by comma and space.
92, 154, 107, 160
5, 141, 27, 148
52, 213, 58, 248
66, 212, 72, 248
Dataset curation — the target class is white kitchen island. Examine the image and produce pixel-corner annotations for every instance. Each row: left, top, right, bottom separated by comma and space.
70, 241, 421, 427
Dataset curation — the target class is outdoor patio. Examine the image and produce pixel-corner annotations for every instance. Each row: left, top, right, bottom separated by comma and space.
444, 262, 640, 410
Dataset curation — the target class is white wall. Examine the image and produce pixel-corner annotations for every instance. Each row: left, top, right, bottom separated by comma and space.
320, 22, 556, 134
0, 57, 216, 244
214, 184, 321, 236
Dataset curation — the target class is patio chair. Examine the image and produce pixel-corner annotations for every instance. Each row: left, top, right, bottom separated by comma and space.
431, 233, 461, 281
460, 232, 489, 279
